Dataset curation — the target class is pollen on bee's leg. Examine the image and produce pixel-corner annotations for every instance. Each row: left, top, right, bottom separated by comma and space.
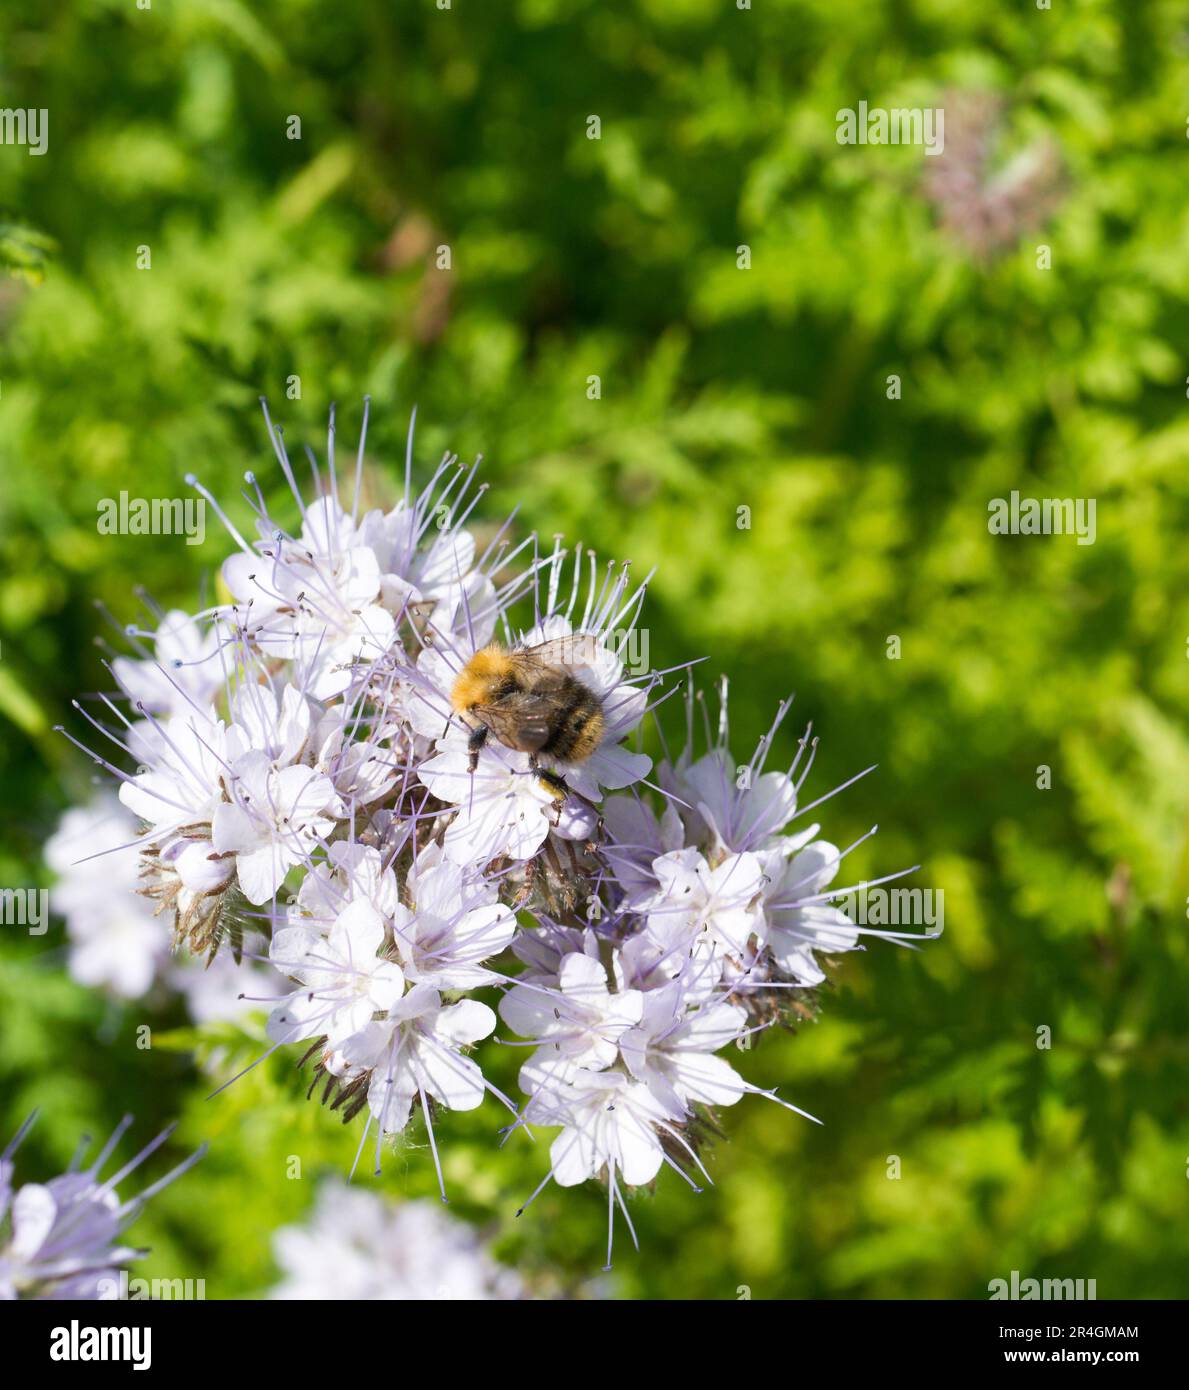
536, 769, 569, 800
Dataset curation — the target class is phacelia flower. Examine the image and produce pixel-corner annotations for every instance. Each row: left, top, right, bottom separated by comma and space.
0, 1113, 204, 1300
58, 401, 928, 1264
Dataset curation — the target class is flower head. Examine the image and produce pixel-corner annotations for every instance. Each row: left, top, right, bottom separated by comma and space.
270, 1181, 524, 1300
58, 401, 926, 1261
0, 1113, 203, 1300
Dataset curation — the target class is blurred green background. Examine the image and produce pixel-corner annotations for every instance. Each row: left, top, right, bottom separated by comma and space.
2, 0, 1189, 1299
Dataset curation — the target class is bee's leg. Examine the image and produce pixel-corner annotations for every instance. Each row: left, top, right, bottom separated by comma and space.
466, 723, 489, 774
539, 765, 605, 842
531, 756, 572, 800
528, 755, 569, 819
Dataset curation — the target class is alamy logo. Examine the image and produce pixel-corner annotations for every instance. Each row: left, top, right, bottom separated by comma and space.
836, 101, 944, 156
0, 107, 48, 155
0, 887, 48, 935
837, 884, 944, 935
543, 629, 650, 677
97, 493, 206, 546
49, 1322, 151, 1371
989, 1270, 1097, 1301
97, 1270, 207, 1300
987, 491, 1096, 546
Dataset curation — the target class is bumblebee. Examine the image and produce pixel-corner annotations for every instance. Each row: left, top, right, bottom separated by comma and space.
450, 635, 605, 798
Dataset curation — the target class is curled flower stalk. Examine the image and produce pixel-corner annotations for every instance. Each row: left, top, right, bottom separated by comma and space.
60, 401, 924, 1263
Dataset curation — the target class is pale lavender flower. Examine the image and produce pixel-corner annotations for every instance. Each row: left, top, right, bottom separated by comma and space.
270, 1181, 524, 1301
56, 400, 926, 1264
0, 1113, 203, 1300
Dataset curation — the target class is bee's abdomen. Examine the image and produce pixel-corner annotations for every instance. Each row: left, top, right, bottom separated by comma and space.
541, 681, 604, 763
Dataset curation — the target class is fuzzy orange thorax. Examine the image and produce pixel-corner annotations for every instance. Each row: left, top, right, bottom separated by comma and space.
450, 645, 514, 712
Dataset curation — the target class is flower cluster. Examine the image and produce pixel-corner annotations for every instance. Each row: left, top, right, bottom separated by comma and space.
270, 1181, 526, 1301
0, 1112, 203, 1300
62, 402, 919, 1261
45, 795, 284, 1021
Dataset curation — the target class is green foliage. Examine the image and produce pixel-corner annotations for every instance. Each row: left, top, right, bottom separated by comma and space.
0, 217, 56, 285
1, 0, 1188, 1298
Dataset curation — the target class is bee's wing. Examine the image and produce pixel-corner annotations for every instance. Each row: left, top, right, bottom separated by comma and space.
471, 693, 556, 754
517, 632, 603, 669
